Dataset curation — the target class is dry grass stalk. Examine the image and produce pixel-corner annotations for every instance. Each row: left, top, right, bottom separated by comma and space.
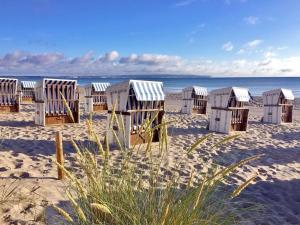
51, 106, 260, 225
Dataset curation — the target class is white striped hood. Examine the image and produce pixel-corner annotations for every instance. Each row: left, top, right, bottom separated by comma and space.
91, 82, 110, 92
130, 80, 165, 101
0, 78, 18, 94
232, 87, 251, 102
263, 88, 294, 101
21, 81, 36, 89
0, 78, 18, 84
210, 86, 251, 108
106, 80, 165, 111
43, 78, 77, 86
183, 86, 208, 96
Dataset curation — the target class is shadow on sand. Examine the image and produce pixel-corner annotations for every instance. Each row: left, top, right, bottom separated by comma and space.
0, 120, 35, 127
272, 131, 300, 141
44, 178, 300, 225
210, 143, 300, 169
236, 179, 300, 225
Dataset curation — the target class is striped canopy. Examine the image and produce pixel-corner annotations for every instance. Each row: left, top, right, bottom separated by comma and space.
92, 82, 110, 92
281, 89, 295, 100
44, 79, 76, 86
0, 78, 18, 105
0, 78, 18, 93
194, 86, 208, 96
210, 87, 251, 108
183, 86, 208, 96
0, 78, 17, 84
263, 88, 294, 102
21, 81, 36, 89
42, 78, 77, 114
232, 87, 251, 102
131, 80, 165, 101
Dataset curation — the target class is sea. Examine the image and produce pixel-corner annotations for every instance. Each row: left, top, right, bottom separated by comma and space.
6, 75, 300, 97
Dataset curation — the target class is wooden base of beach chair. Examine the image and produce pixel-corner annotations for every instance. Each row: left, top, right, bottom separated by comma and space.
192, 107, 206, 115
230, 109, 249, 132
93, 104, 108, 112
129, 110, 163, 146
130, 130, 159, 146
44, 101, 80, 125
22, 96, 34, 103
0, 105, 19, 113
231, 122, 247, 132
45, 114, 78, 125
282, 105, 293, 123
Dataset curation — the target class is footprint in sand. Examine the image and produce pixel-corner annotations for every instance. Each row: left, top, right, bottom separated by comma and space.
43, 169, 50, 174
187, 154, 195, 160
45, 162, 52, 168
9, 171, 30, 178
15, 161, 23, 169
11, 152, 19, 157
0, 166, 9, 172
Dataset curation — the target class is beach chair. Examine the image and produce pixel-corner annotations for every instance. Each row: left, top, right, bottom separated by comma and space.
209, 87, 251, 134
106, 80, 165, 148
84, 82, 110, 113
0, 78, 20, 113
262, 88, 294, 124
35, 78, 80, 126
20, 81, 36, 103
181, 86, 208, 114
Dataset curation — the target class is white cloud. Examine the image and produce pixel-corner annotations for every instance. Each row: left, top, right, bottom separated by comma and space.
247, 39, 263, 48
119, 54, 138, 63
237, 49, 245, 54
20, 53, 64, 65
222, 41, 234, 51
102, 50, 119, 62
0, 50, 300, 76
277, 46, 288, 51
70, 51, 94, 65
263, 51, 277, 58
244, 16, 260, 25
225, 0, 248, 5
233, 59, 247, 66
173, 0, 196, 7
237, 39, 263, 54
120, 54, 181, 65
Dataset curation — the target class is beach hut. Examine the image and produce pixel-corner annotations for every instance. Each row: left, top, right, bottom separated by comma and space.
34, 78, 80, 126
181, 86, 208, 114
84, 82, 110, 113
106, 80, 165, 148
209, 87, 251, 134
20, 81, 36, 103
0, 78, 20, 113
262, 88, 294, 124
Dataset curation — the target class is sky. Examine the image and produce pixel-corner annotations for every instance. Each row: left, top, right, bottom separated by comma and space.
0, 0, 300, 76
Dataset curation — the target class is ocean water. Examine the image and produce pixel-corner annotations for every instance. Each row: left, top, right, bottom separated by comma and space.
6, 75, 300, 97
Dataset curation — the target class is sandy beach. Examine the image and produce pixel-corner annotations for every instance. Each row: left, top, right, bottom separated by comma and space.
0, 94, 300, 225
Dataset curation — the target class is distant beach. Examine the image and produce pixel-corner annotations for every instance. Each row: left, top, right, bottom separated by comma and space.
6, 75, 300, 97
1, 76, 300, 224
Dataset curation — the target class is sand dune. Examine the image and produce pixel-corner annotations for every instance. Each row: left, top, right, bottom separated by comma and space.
0, 96, 300, 224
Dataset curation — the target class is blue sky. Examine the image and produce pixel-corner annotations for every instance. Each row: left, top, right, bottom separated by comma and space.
0, 0, 300, 76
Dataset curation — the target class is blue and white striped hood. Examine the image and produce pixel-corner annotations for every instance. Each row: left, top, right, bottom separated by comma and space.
130, 80, 165, 101
91, 82, 111, 92
21, 81, 36, 89
183, 86, 208, 96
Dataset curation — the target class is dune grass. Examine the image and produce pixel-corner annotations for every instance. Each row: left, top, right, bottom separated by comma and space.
0, 180, 20, 207
52, 107, 260, 225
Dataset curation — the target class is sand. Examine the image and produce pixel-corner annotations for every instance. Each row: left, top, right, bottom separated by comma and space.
0, 95, 300, 225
